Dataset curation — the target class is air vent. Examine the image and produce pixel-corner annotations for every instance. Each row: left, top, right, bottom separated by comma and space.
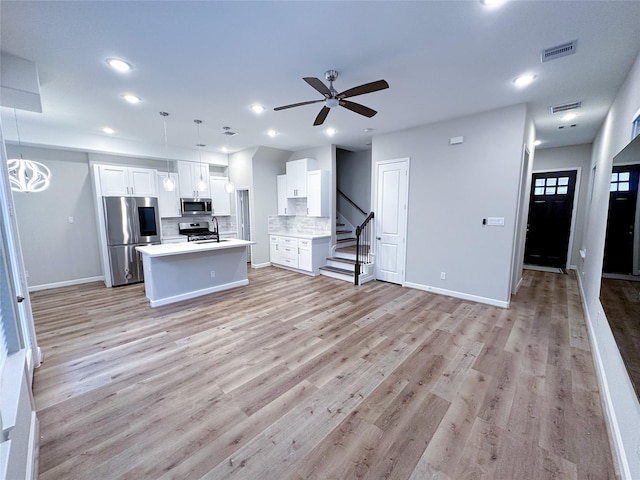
221, 126, 238, 136
549, 101, 582, 114
541, 40, 577, 62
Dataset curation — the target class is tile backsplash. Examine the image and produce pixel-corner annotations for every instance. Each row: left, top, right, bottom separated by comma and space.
268, 213, 331, 236
162, 215, 237, 237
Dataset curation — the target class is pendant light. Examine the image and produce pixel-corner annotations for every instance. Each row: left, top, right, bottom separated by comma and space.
194, 119, 207, 193
7, 109, 51, 193
159, 112, 175, 192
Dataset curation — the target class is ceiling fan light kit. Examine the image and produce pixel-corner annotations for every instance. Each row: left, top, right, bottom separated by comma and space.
274, 69, 389, 126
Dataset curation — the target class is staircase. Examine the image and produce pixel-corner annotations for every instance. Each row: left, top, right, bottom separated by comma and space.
320, 217, 375, 284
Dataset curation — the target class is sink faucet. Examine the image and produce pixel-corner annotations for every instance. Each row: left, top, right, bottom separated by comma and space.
211, 216, 220, 242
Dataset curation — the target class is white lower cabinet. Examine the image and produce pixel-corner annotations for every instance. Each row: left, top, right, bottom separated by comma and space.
270, 235, 330, 275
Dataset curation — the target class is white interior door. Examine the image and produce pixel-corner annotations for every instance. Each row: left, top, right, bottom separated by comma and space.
375, 159, 408, 284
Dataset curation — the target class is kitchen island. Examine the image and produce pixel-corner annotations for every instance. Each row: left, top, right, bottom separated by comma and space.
136, 239, 254, 307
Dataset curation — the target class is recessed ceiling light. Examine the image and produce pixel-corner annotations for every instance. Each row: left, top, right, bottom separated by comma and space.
534, 140, 542, 146
102, 127, 115, 134
481, 0, 508, 7
122, 94, 141, 104
562, 112, 577, 121
512, 73, 536, 87
325, 128, 337, 136
267, 129, 278, 137
106, 58, 132, 72
363, 128, 374, 133
221, 146, 228, 153
250, 104, 266, 114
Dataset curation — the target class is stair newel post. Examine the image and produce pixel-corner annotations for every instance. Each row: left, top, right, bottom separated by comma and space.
355, 224, 361, 286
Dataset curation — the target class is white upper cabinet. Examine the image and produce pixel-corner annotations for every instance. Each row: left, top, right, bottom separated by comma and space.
210, 176, 231, 216
286, 158, 316, 198
177, 161, 210, 198
277, 174, 294, 216
306, 170, 330, 217
157, 172, 181, 218
98, 165, 157, 197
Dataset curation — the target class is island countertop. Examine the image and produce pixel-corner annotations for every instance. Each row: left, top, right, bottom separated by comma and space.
136, 239, 254, 258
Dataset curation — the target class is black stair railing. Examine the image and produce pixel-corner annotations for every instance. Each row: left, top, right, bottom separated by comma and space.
337, 188, 367, 216
354, 212, 374, 285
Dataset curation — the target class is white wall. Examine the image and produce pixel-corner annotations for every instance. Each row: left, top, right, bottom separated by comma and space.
533, 144, 592, 268
7, 145, 103, 288
372, 104, 528, 306
251, 146, 291, 266
580, 49, 640, 479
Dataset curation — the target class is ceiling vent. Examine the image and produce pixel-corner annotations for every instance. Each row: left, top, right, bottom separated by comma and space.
221, 126, 238, 136
541, 40, 577, 62
549, 101, 582, 114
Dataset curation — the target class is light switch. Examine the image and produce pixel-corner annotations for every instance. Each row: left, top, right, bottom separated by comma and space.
68, 216, 74, 223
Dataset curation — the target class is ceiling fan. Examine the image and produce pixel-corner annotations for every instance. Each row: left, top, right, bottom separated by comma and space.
274, 70, 389, 126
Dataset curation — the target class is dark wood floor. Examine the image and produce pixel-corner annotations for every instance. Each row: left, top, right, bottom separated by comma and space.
601, 277, 640, 398
30, 267, 617, 479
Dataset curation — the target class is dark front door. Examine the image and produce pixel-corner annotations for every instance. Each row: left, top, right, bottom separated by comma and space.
524, 170, 577, 268
603, 164, 640, 274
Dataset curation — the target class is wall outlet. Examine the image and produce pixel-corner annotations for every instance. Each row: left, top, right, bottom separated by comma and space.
210, 270, 216, 278
440, 272, 446, 280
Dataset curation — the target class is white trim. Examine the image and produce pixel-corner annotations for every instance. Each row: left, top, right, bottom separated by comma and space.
513, 276, 523, 294
404, 281, 510, 309
530, 166, 582, 270
510, 144, 531, 295
251, 262, 271, 269
27, 275, 104, 292
575, 271, 631, 480
25, 412, 38, 480
148, 279, 248, 307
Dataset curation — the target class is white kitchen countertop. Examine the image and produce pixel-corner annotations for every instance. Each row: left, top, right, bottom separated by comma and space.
269, 232, 331, 239
137, 239, 254, 258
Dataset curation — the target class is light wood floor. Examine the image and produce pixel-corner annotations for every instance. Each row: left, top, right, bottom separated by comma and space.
30, 267, 616, 479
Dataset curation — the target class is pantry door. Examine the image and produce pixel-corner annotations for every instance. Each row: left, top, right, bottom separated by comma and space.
375, 158, 409, 284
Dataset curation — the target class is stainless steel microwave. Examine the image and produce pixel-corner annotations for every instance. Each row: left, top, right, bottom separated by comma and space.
180, 198, 212, 216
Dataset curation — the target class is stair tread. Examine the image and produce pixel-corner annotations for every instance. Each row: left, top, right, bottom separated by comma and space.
337, 237, 356, 243
336, 223, 345, 227
336, 230, 352, 235
327, 256, 356, 265
320, 265, 353, 275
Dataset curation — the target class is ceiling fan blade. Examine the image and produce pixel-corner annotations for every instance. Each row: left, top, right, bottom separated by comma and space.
304, 77, 332, 97
338, 79, 389, 99
274, 99, 324, 111
313, 106, 331, 126
339, 100, 377, 118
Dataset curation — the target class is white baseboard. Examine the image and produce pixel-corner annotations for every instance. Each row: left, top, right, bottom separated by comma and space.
404, 282, 510, 309
252, 262, 271, 269
28, 275, 104, 292
575, 272, 631, 480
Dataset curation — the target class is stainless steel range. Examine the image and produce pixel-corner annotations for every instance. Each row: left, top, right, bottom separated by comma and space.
178, 221, 219, 242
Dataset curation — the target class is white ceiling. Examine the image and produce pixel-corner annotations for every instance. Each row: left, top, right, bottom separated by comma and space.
1, 1, 640, 163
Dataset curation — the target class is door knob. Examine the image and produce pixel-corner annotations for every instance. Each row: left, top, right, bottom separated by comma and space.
376, 237, 381, 240
17, 296, 25, 303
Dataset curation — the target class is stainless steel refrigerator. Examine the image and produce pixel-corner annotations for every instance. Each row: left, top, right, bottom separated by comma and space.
103, 196, 160, 286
